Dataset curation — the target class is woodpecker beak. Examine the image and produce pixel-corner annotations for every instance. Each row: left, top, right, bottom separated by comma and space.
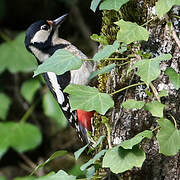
50, 14, 68, 28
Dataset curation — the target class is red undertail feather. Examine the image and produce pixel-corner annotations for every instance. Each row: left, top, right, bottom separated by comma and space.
76, 110, 94, 131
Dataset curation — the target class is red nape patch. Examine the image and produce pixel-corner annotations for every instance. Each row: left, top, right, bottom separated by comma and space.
76, 110, 94, 131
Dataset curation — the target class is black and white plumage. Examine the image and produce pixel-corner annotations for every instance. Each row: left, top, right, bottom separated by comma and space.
24, 14, 93, 144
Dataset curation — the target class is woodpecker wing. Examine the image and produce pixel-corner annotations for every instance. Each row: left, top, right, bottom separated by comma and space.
46, 38, 94, 144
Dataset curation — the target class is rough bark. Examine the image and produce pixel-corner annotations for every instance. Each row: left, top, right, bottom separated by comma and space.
96, 1, 180, 179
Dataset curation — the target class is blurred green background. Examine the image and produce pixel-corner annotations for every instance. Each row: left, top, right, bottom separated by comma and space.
0, 0, 100, 179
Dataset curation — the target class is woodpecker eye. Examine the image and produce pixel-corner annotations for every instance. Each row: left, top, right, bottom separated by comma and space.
40, 24, 49, 31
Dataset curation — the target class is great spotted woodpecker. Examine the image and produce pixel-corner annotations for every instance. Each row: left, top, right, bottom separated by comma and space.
24, 14, 94, 144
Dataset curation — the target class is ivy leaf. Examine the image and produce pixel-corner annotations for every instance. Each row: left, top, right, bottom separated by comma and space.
90, 0, 101, 12
34, 49, 82, 77
30, 150, 67, 176
90, 34, 108, 45
14, 177, 36, 180
80, 150, 107, 171
120, 130, 152, 149
165, 67, 180, 90
86, 166, 95, 180
102, 145, 145, 173
122, 99, 145, 110
93, 41, 120, 61
93, 135, 104, 148
158, 89, 168, 98
0, 122, 42, 158
127, 54, 172, 85
99, 0, 130, 11
0, 32, 37, 74
118, 43, 127, 53
115, 20, 149, 44
0, 93, 11, 120
42, 92, 67, 128
35, 170, 76, 180
89, 63, 116, 80
145, 101, 165, 118
74, 144, 89, 160
155, 0, 180, 17
20, 79, 41, 103
64, 84, 114, 115
0, 177, 6, 180
157, 118, 180, 156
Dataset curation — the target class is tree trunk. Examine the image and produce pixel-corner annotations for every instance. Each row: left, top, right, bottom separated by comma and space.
96, 1, 180, 179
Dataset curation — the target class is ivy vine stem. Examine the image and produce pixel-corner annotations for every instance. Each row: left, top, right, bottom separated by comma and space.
152, 126, 160, 132
172, 15, 180, 19
110, 82, 145, 96
102, 116, 112, 149
81, 55, 136, 62
149, 82, 160, 102
170, 114, 177, 128
141, 16, 158, 27
20, 101, 38, 123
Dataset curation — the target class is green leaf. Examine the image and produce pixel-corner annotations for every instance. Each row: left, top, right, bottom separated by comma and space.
0, 93, 11, 120
90, 34, 108, 45
33, 172, 55, 180
30, 150, 67, 176
118, 43, 127, 53
80, 149, 107, 171
99, 0, 129, 11
21, 79, 41, 103
145, 101, 165, 118
157, 118, 180, 156
155, 0, 180, 17
157, 89, 168, 98
145, 89, 153, 97
74, 144, 89, 160
93, 135, 104, 148
93, 41, 120, 61
14, 177, 36, 180
68, 164, 86, 177
122, 99, 145, 110
0, 32, 37, 74
35, 170, 76, 180
64, 84, 114, 115
102, 145, 145, 173
86, 166, 95, 180
42, 92, 67, 128
120, 130, 152, 149
90, 0, 101, 12
0, 177, 6, 180
127, 54, 172, 85
165, 67, 180, 90
89, 63, 116, 80
34, 49, 82, 77
0, 122, 42, 158
115, 20, 149, 44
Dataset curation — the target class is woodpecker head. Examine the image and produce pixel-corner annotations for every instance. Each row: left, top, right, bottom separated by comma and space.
25, 14, 68, 61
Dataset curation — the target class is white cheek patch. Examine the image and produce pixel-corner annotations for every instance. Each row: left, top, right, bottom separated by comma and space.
47, 72, 65, 104
31, 30, 50, 43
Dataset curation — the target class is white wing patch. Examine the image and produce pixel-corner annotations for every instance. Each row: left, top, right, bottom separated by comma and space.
62, 103, 69, 111
47, 72, 65, 104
